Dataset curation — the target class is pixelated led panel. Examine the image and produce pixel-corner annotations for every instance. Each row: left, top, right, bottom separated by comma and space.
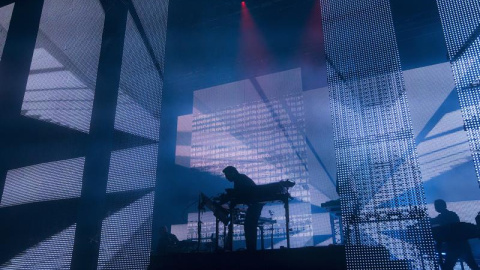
191, 94, 309, 202
0, 158, 84, 208
320, 0, 437, 269
97, 1, 168, 268
97, 193, 155, 270
0, 3, 14, 61
1, 225, 77, 269
106, 145, 158, 194
0, 1, 103, 269
189, 93, 314, 246
436, 0, 480, 186
21, 0, 104, 133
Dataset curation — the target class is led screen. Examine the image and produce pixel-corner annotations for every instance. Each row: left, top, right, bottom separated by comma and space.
0, 0, 168, 269
1, 0, 103, 268
0, 0, 478, 269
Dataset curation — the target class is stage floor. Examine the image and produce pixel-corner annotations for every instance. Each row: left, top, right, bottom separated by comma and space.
149, 246, 347, 270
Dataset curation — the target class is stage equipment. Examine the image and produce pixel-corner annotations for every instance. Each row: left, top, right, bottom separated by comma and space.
198, 180, 294, 250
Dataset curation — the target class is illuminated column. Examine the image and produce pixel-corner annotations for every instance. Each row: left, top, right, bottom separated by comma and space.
436, 0, 480, 187
320, 0, 437, 269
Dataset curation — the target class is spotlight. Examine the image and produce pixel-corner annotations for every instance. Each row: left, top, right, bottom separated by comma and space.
241, 1, 246, 6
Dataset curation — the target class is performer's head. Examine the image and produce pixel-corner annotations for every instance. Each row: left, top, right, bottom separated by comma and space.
434, 199, 447, 213
222, 166, 239, 182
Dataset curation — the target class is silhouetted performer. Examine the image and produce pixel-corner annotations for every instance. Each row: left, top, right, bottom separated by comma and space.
223, 166, 263, 251
476, 211, 480, 229
431, 199, 479, 270
157, 226, 179, 254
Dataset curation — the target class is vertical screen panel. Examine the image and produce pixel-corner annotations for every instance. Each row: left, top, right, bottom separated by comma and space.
403, 60, 480, 234
0, 1, 103, 269
436, 0, 480, 187
97, 1, 169, 269
320, 0, 438, 269
0, 3, 14, 60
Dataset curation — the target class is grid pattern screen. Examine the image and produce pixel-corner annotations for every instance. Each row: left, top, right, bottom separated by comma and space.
1, 0, 103, 268
97, 1, 168, 269
0, 3, 13, 61
319, 0, 438, 268
0, 0, 168, 269
21, 0, 104, 133
436, 0, 480, 187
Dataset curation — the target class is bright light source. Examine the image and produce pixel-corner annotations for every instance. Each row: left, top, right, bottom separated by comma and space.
241, 1, 246, 6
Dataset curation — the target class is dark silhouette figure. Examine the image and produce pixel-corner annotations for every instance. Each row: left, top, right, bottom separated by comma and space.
431, 199, 479, 270
476, 211, 480, 230
157, 226, 179, 254
223, 166, 263, 251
